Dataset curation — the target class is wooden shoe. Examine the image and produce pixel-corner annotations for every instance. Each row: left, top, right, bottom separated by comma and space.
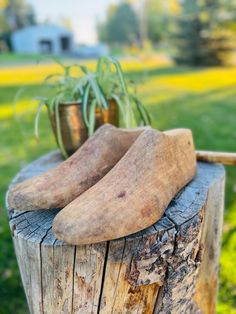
8, 124, 148, 211
52, 128, 196, 245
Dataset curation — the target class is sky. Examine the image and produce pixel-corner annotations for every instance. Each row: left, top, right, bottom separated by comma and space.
27, 0, 120, 44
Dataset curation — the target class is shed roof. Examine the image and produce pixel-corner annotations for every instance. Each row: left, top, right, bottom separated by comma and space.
13, 24, 72, 37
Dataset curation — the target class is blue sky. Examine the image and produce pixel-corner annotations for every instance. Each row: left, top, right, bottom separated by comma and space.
27, 0, 119, 44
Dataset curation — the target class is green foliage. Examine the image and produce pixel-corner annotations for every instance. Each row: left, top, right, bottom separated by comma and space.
98, 0, 181, 47
15, 60, 85, 158
16, 57, 151, 158
95, 56, 151, 128
173, 0, 236, 66
146, 0, 180, 43
98, 0, 236, 66
98, 3, 140, 46
5, 0, 36, 29
0, 0, 36, 51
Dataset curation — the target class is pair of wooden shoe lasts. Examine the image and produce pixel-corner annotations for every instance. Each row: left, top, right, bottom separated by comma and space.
8, 124, 199, 245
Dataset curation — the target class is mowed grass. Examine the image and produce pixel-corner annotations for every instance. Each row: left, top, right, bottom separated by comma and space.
0, 58, 236, 313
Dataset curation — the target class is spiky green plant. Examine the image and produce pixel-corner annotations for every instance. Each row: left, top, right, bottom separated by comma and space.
33, 60, 86, 158
15, 57, 151, 159
95, 56, 151, 128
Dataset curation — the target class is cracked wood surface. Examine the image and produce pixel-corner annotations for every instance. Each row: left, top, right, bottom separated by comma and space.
6, 151, 225, 314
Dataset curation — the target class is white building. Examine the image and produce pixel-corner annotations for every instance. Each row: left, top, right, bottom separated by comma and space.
11, 25, 74, 55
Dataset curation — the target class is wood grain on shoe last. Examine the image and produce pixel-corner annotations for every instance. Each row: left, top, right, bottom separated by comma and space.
8, 124, 148, 211
53, 128, 197, 245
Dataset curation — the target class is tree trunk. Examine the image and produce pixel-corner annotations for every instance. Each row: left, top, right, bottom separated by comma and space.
6, 151, 225, 314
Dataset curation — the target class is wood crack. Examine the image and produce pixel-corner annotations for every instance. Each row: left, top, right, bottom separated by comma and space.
97, 241, 110, 313
111, 238, 126, 313
70, 246, 76, 314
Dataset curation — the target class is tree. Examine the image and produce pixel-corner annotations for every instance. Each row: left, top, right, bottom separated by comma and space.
0, 0, 36, 50
98, 2, 140, 46
4, 0, 36, 30
145, 0, 180, 44
174, 0, 236, 66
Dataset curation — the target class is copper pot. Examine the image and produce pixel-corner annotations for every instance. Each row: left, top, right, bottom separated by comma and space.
49, 99, 119, 157
95, 98, 119, 127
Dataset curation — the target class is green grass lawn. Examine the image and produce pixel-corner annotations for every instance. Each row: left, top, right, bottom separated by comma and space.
0, 60, 236, 313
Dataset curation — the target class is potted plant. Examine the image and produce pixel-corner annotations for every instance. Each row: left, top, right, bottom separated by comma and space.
35, 62, 85, 159
34, 59, 110, 159
81, 56, 151, 135
21, 57, 151, 159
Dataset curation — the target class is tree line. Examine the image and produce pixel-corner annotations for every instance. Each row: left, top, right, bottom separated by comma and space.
1, 0, 236, 66
98, 0, 236, 66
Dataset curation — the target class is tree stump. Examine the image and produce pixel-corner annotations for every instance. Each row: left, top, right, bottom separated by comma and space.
6, 151, 225, 314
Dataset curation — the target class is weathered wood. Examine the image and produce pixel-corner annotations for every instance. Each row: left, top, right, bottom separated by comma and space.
53, 128, 196, 245
196, 150, 236, 165
8, 124, 147, 211
6, 151, 225, 314
194, 173, 225, 313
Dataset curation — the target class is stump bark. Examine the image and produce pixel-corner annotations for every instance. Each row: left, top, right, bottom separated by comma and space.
6, 151, 225, 314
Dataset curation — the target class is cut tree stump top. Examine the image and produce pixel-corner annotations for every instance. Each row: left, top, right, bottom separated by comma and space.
6, 151, 225, 314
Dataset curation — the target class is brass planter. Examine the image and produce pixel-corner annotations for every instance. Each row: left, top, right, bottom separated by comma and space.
96, 99, 119, 127
49, 100, 119, 157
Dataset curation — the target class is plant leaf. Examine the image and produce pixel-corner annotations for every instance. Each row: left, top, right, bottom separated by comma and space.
81, 84, 90, 128
132, 95, 152, 125
55, 100, 68, 159
111, 93, 125, 118
88, 99, 97, 137
13, 86, 28, 114
34, 101, 46, 139
43, 73, 62, 84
